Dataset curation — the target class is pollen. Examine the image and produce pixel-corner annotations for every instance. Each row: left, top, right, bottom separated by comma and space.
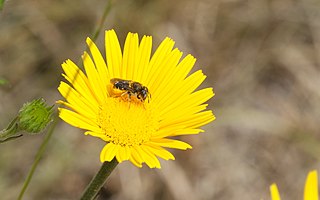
98, 97, 159, 147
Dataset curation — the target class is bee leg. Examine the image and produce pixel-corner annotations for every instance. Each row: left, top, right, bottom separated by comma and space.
147, 94, 151, 103
137, 94, 143, 102
120, 91, 129, 101
127, 92, 132, 108
128, 92, 132, 101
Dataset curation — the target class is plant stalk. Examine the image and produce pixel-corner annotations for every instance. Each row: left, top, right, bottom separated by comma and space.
80, 159, 118, 200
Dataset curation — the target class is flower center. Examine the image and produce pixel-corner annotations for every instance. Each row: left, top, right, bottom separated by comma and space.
98, 97, 158, 147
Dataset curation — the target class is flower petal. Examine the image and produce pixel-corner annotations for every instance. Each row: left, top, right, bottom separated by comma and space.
135, 146, 160, 168
57, 81, 98, 117
130, 146, 143, 167
122, 32, 139, 80
159, 88, 214, 121
270, 183, 281, 200
82, 51, 107, 103
136, 35, 152, 83
304, 170, 319, 200
144, 143, 175, 160
116, 146, 130, 163
86, 37, 110, 87
61, 60, 98, 104
58, 108, 102, 133
100, 143, 119, 162
149, 48, 182, 95
150, 138, 192, 150
84, 131, 111, 141
141, 145, 161, 168
145, 37, 175, 86
105, 29, 122, 78
160, 110, 215, 131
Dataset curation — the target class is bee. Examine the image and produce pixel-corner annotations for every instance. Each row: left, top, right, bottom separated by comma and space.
110, 78, 151, 102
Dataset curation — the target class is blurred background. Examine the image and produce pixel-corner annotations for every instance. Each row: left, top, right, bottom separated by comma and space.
1, 0, 320, 199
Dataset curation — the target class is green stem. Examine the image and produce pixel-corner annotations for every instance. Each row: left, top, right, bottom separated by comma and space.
91, 0, 112, 41
17, 114, 58, 200
77, 0, 112, 70
0, 117, 22, 143
80, 159, 118, 200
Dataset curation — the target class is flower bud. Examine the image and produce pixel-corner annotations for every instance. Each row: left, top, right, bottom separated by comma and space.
18, 98, 53, 134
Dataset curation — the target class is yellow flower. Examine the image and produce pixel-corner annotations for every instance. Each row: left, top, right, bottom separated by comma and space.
270, 170, 319, 200
57, 29, 215, 168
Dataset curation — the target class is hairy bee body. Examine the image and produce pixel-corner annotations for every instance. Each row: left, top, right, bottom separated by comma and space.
110, 78, 150, 102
